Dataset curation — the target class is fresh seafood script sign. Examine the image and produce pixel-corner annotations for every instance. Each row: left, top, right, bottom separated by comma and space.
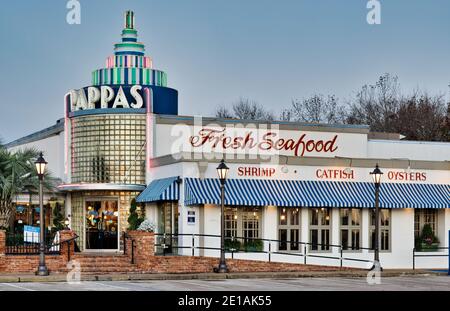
162, 122, 368, 159
189, 128, 338, 157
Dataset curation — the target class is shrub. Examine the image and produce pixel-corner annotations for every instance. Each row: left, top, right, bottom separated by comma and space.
127, 198, 144, 230
420, 224, 439, 245
225, 238, 241, 251
243, 239, 264, 252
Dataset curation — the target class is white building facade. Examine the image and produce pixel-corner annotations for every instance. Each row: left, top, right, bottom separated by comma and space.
6, 11, 449, 269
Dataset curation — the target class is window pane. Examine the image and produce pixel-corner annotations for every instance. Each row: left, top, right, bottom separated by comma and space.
290, 229, 299, 250
280, 208, 287, 225
352, 229, 360, 250
321, 208, 330, 226
381, 210, 390, 226
311, 209, 319, 226
341, 209, 349, 226
290, 209, 299, 226
321, 229, 330, 250
341, 229, 349, 250
279, 229, 287, 251
310, 230, 318, 250
351, 209, 360, 226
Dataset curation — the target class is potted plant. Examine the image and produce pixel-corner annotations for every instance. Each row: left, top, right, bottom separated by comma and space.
419, 224, 439, 251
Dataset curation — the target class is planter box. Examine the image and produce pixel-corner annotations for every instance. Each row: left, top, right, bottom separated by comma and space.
419, 242, 440, 252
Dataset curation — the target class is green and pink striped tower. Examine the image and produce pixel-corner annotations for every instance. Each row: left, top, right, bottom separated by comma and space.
92, 10, 168, 87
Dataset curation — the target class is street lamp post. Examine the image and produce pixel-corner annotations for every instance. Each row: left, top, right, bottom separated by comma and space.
35, 152, 49, 276
215, 159, 229, 273
370, 164, 383, 271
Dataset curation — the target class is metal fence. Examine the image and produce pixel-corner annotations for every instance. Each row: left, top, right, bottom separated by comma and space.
413, 246, 449, 270
154, 233, 374, 268
5, 231, 61, 255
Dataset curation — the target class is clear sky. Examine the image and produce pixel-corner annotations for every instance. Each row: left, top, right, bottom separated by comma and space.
1, 0, 450, 142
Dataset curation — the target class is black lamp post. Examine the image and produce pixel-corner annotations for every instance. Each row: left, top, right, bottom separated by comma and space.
370, 163, 383, 270
35, 152, 49, 276
215, 159, 229, 273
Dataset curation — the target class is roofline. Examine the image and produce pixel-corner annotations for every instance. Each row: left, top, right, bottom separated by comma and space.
5, 118, 65, 148
369, 139, 450, 146
154, 114, 371, 135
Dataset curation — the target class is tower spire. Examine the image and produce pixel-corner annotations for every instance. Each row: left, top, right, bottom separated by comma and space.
125, 10, 135, 30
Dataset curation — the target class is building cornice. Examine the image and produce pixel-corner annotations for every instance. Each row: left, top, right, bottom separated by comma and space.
154, 115, 371, 135
57, 183, 146, 192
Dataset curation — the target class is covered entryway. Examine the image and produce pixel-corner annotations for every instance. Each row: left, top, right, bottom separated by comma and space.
85, 199, 119, 250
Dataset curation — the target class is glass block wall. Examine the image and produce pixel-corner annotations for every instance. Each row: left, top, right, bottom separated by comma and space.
71, 114, 146, 185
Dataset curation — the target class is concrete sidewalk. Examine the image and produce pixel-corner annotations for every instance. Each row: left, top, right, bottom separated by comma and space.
0, 269, 446, 283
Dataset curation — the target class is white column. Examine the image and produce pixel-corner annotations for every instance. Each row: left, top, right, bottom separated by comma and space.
331, 208, 340, 254
263, 206, 278, 252
361, 209, 370, 251
301, 208, 309, 248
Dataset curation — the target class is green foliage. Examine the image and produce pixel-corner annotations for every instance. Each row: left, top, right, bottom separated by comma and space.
0, 148, 56, 228
127, 198, 144, 230
243, 239, 264, 252
420, 224, 439, 244
52, 203, 65, 232
416, 224, 440, 251
225, 238, 241, 251
224, 238, 264, 252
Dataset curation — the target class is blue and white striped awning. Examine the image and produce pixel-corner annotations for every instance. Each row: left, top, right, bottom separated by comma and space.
136, 177, 180, 203
184, 178, 449, 209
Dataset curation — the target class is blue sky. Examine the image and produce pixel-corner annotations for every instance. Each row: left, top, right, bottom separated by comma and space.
1, 0, 450, 142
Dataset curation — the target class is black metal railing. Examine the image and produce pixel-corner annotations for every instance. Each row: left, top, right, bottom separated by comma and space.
154, 233, 374, 269
412, 246, 449, 270
64, 234, 80, 262
5, 231, 79, 258
6, 231, 60, 255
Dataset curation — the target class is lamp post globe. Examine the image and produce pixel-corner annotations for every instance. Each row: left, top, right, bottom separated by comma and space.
370, 164, 383, 186
215, 159, 229, 273
35, 152, 49, 276
370, 163, 383, 271
216, 159, 229, 183
35, 152, 47, 179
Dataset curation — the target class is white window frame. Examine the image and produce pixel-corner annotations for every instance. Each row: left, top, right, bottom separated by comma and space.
369, 209, 391, 252
340, 208, 362, 251
278, 207, 301, 252
309, 208, 332, 252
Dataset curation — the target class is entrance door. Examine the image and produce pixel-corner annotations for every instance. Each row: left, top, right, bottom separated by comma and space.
85, 200, 119, 250
157, 202, 178, 254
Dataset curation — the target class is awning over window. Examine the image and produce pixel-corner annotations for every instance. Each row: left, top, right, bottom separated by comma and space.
184, 178, 449, 209
136, 177, 180, 203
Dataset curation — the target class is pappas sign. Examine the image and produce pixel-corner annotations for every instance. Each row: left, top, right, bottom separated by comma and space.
68, 85, 144, 112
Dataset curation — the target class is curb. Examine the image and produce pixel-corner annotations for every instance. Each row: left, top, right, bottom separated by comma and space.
0, 270, 446, 283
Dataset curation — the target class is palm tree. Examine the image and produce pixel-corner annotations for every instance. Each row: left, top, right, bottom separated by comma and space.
0, 147, 56, 229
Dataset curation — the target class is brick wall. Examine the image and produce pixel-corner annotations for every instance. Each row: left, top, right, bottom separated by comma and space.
0, 230, 77, 274
123, 231, 349, 274
0, 230, 349, 274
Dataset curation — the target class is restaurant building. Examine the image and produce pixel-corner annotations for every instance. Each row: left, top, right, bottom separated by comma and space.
6, 11, 449, 269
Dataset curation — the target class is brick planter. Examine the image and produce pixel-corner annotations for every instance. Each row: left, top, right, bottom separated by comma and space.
0, 229, 78, 274
126, 231, 155, 269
